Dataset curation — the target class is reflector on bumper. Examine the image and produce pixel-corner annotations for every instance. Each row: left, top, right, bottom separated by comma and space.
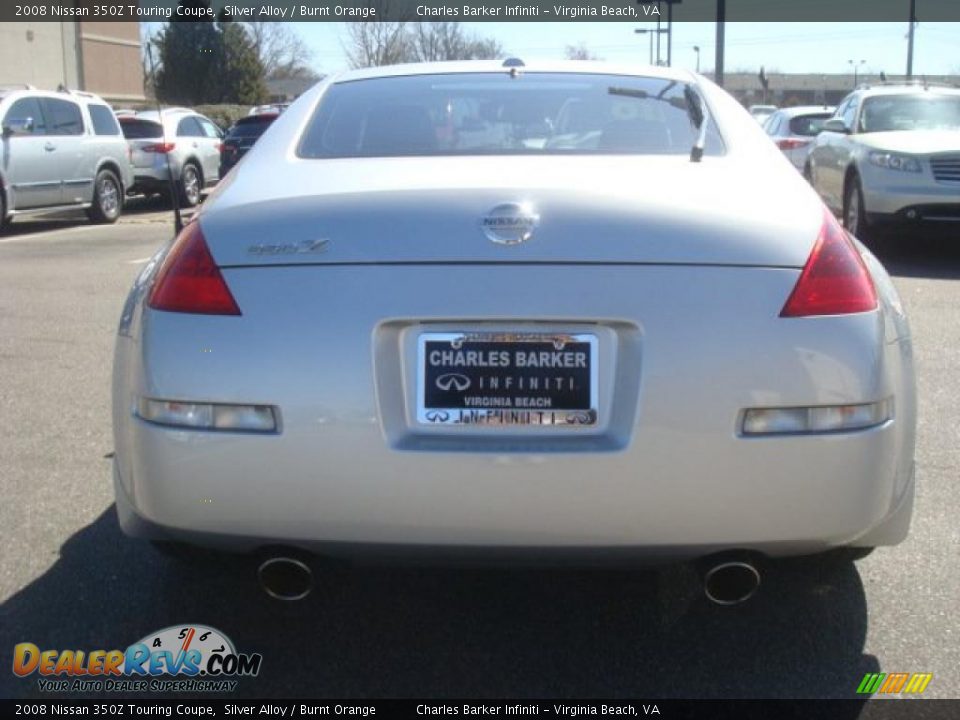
741, 399, 891, 436
137, 398, 278, 432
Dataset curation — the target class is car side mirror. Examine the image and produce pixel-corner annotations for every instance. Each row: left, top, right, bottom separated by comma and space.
2, 116, 34, 137
821, 118, 850, 134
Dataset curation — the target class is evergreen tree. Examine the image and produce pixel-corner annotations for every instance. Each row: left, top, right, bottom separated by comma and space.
153, 1, 266, 106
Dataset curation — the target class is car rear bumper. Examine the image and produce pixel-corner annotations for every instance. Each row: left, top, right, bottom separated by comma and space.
112, 264, 916, 558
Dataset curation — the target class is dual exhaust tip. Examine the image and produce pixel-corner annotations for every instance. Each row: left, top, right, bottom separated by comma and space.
703, 560, 761, 606
256, 554, 761, 606
257, 557, 314, 602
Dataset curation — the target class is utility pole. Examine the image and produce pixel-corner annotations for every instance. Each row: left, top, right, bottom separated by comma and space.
715, 0, 726, 87
907, 0, 916, 78
693, 45, 701, 73
667, 0, 673, 66
656, 4, 662, 65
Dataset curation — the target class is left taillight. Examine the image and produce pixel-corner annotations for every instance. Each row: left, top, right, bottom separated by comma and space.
780, 209, 877, 318
147, 221, 241, 315
775, 138, 810, 150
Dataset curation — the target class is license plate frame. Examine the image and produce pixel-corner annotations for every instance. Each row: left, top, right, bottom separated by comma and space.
416, 332, 599, 427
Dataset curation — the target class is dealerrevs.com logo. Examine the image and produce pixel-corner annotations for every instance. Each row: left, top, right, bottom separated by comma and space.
13, 624, 262, 693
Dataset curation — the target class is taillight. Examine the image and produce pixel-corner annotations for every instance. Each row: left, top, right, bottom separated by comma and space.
147, 222, 241, 315
775, 138, 810, 150
780, 210, 877, 317
143, 142, 176, 153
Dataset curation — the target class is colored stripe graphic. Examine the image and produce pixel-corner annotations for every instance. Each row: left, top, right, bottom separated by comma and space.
879, 673, 909, 693
857, 672, 932, 694
857, 673, 885, 694
903, 673, 933, 694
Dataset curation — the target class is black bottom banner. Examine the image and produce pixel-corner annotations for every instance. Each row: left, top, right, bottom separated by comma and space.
3, 699, 960, 720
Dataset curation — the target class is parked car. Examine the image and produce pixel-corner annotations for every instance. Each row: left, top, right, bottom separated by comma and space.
762, 105, 835, 171
0, 85, 131, 230
219, 112, 279, 177
807, 82, 960, 241
748, 104, 778, 124
119, 108, 223, 208
249, 103, 289, 116
113, 61, 915, 605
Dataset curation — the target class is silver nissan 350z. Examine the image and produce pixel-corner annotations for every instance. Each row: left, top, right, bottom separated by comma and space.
112, 61, 916, 602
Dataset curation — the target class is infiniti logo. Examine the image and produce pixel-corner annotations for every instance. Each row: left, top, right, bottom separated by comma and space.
425, 410, 450, 423
480, 203, 539, 245
435, 373, 471, 392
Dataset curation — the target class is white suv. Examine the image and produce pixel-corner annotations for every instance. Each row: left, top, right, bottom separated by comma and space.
0, 86, 133, 230
806, 82, 960, 242
119, 108, 224, 208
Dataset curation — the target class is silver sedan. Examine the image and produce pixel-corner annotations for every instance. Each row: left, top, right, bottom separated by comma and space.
112, 61, 916, 604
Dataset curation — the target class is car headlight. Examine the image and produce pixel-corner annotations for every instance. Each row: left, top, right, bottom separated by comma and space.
868, 151, 921, 173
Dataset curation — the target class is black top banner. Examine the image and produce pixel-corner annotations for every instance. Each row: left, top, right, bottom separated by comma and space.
3, 0, 960, 23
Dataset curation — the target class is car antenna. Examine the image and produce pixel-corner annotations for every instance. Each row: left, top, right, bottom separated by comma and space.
145, 43, 184, 236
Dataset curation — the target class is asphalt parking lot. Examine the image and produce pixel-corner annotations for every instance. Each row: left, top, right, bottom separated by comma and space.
0, 200, 957, 700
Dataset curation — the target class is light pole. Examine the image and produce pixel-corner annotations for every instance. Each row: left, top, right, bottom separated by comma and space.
849, 59, 866, 87
693, 45, 701, 73
635, 27, 669, 65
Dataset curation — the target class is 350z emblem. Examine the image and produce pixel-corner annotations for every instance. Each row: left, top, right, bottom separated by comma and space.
247, 238, 329, 256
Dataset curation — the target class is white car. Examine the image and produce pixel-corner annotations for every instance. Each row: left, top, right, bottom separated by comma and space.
762, 105, 835, 171
748, 104, 778, 124
112, 61, 916, 604
119, 108, 223, 207
807, 82, 960, 241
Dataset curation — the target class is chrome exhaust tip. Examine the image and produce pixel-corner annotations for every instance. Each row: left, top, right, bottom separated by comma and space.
703, 561, 761, 606
257, 557, 314, 601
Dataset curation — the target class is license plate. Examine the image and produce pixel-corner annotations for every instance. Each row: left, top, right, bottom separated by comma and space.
417, 332, 598, 427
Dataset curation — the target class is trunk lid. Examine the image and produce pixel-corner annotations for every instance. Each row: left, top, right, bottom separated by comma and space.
201, 156, 822, 268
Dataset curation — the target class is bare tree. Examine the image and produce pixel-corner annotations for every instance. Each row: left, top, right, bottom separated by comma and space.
343, 22, 412, 68
344, 20, 503, 69
411, 22, 503, 62
246, 22, 317, 79
564, 43, 601, 61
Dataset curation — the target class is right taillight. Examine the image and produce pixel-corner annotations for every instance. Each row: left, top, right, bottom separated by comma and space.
147, 221, 241, 315
143, 142, 176, 153
780, 210, 877, 317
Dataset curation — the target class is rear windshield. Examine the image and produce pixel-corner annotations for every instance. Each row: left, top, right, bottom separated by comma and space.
789, 113, 832, 136
298, 72, 724, 158
227, 116, 276, 139
120, 118, 163, 139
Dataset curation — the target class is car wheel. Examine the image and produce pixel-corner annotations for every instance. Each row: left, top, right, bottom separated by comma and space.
87, 169, 123, 224
843, 174, 870, 241
179, 163, 202, 208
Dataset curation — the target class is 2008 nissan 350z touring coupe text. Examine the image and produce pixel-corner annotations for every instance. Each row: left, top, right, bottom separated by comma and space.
112, 61, 916, 604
